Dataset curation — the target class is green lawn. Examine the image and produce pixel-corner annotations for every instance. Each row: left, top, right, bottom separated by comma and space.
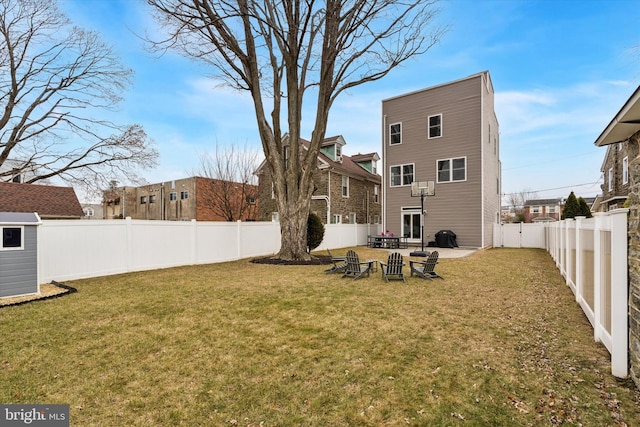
1, 248, 638, 426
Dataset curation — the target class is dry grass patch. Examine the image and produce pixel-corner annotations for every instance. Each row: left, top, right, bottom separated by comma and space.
0, 248, 638, 426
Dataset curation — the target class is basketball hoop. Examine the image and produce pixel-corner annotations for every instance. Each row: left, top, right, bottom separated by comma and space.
411, 181, 435, 197
409, 181, 434, 257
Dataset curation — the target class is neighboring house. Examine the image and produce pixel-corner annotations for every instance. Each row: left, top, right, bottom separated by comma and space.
501, 205, 517, 223
0, 182, 84, 219
597, 142, 630, 211
0, 159, 42, 184
103, 177, 258, 221
382, 71, 501, 248
81, 203, 104, 220
524, 198, 562, 222
255, 135, 382, 224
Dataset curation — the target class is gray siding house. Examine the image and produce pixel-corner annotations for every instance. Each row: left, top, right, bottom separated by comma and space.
382, 71, 501, 248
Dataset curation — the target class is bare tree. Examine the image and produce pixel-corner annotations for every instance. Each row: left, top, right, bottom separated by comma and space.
194, 142, 260, 221
507, 188, 538, 222
147, 0, 446, 260
0, 0, 158, 195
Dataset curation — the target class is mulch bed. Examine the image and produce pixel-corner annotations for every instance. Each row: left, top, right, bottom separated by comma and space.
0, 281, 77, 308
251, 255, 333, 265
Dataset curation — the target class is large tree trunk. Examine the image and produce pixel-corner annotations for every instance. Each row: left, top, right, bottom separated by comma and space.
277, 197, 311, 260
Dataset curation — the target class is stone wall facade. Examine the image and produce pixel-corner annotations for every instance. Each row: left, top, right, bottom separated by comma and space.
257, 168, 381, 224
626, 132, 640, 388
600, 142, 631, 211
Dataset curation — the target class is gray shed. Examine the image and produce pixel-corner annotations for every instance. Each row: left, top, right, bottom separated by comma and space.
0, 212, 42, 298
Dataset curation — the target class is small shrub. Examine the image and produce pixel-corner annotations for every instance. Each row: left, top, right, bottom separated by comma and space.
307, 212, 325, 253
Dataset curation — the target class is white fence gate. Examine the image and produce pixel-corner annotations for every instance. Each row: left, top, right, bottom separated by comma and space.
494, 210, 629, 378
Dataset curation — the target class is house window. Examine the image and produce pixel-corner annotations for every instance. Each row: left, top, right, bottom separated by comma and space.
342, 176, 349, 197
390, 163, 414, 187
373, 215, 380, 224
548, 206, 556, 214
428, 114, 442, 139
623, 156, 629, 185
336, 145, 342, 161
437, 157, 466, 182
532, 206, 540, 214
247, 195, 256, 205
608, 168, 613, 192
348, 213, 356, 224
2, 227, 23, 250
271, 212, 280, 222
332, 214, 342, 224
169, 192, 177, 201
389, 123, 402, 145
374, 185, 379, 203
149, 195, 156, 203
140, 196, 147, 204
181, 190, 189, 200
83, 207, 94, 217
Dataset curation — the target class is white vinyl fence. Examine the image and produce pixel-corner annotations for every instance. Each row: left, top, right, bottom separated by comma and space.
38, 218, 381, 283
495, 210, 629, 378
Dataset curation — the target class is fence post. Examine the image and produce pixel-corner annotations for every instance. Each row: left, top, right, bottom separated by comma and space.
191, 219, 197, 265
610, 209, 629, 378
575, 217, 584, 303
237, 220, 242, 259
126, 217, 133, 273
564, 219, 572, 285
593, 213, 604, 343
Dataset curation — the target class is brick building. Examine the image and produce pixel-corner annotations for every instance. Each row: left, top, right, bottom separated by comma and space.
103, 177, 258, 221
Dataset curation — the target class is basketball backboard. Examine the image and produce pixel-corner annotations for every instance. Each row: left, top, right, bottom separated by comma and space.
411, 181, 435, 197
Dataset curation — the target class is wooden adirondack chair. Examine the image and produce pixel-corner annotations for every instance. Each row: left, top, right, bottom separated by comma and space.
380, 252, 406, 282
324, 249, 348, 274
410, 251, 443, 280
342, 250, 374, 280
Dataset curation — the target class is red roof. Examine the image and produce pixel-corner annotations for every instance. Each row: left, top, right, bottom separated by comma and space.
0, 182, 84, 219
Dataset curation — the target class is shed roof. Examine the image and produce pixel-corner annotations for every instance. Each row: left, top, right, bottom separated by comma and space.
0, 182, 84, 219
0, 212, 41, 225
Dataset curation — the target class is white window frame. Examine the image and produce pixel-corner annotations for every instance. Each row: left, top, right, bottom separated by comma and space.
532, 206, 540, 214
348, 212, 356, 224
271, 212, 280, 222
169, 192, 177, 201
389, 163, 414, 187
180, 190, 189, 200
84, 207, 94, 217
428, 114, 442, 139
1, 226, 24, 251
342, 176, 349, 197
437, 157, 467, 183
332, 214, 342, 224
389, 123, 402, 145
374, 185, 379, 203
623, 156, 629, 185
140, 196, 147, 204
608, 167, 613, 192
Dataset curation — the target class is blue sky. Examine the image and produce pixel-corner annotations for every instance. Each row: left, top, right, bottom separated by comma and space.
59, 0, 640, 203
